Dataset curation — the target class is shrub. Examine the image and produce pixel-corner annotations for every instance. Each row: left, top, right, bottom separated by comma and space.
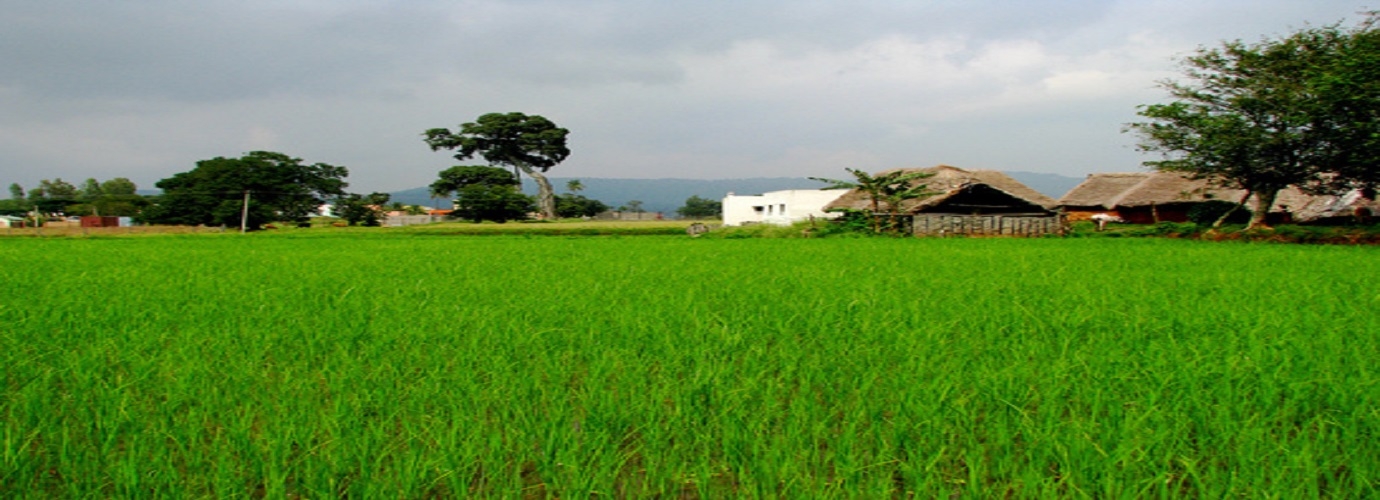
1187, 200, 1250, 225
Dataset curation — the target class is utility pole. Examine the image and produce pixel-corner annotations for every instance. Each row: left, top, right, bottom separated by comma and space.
240, 190, 251, 233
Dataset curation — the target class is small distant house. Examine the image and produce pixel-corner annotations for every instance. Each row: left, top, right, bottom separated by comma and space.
822, 165, 1063, 236
80, 216, 120, 228
0, 215, 25, 228
1058, 171, 1379, 224
722, 189, 847, 226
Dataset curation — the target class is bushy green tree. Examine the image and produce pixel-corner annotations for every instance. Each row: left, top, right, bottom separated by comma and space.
676, 195, 722, 218
80, 178, 102, 199
100, 178, 138, 196
555, 194, 608, 218
430, 165, 534, 223
334, 192, 391, 226
143, 151, 348, 229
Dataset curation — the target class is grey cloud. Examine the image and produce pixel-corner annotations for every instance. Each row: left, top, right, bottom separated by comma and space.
1, 1, 452, 101
0, 0, 1372, 193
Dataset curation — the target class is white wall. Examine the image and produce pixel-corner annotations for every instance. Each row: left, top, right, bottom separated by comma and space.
722, 189, 846, 226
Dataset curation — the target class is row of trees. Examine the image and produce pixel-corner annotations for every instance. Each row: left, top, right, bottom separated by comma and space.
3, 177, 145, 218
1128, 14, 1380, 229
7, 111, 710, 228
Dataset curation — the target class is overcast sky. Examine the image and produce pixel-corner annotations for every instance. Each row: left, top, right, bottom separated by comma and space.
1, 1, 1370, 193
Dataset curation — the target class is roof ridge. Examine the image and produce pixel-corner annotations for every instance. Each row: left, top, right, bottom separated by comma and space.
1106, 173, 1156, 207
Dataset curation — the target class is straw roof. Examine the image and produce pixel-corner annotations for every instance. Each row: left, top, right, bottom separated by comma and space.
1059, 172, 1224, 208
1285, 189, 1380, 222
821, 165, 1058, 213
1058, 171, 1379, 222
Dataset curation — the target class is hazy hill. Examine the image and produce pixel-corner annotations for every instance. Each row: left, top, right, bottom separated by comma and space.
388, 172, 1085, 215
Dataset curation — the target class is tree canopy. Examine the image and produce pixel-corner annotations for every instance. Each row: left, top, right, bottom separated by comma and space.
143, 151, 348, 229
424, 112, 571, 220
676, 195, 722, 219
2, 178, 147, 217
555, 194, 608, 218
1127, 15, 1380, 228
334, 192, 391, 227
430, 165, 534, 223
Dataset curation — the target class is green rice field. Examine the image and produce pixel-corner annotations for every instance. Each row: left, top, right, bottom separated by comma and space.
2, 234, 1377, 497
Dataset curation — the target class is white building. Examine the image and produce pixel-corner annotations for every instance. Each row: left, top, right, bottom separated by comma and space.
721, 189, 846, 226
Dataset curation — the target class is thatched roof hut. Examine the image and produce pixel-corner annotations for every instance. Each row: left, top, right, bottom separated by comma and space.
1059, 171, 1378, 224
822, 165, 1058, 215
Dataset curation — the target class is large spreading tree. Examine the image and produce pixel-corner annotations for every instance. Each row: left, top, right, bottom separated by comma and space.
143, 151, 348, 229
1127, 15, 1380, 229
424, 112, 571, 220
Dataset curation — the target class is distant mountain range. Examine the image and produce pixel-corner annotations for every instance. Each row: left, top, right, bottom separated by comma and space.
388, 172, 1086, 214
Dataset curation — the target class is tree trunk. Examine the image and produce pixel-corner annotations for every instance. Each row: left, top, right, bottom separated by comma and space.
869, 197, 882, 233
1212, 190, 1253, 228
1247, 188, 1278, 230
519, 165, 556, 219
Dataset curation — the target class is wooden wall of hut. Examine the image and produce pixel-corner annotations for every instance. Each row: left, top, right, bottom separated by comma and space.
910, 214, 1065, 237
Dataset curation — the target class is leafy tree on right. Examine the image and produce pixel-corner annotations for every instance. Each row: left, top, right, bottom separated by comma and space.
1126, 14, 1380, 229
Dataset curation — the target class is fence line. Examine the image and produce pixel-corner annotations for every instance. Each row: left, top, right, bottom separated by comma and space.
0, 225, 228, 237
909, 214, 1065, 237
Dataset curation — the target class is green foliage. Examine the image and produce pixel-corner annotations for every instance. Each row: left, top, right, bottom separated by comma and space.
62, 177, 148, 217
424, 112, 571, 219
1128, 15, 1380, 227
80, 178, 102, 198
699, 220, 826, 239
1305, 15, 1380, 193
675, 195, 722, 218
143, 151, 348, 229
36, 178, 77, 200
811, 168, 934, 233
1187, 199, 1250, 225
816, 210, 874, 236
452, 184, 534, 223
0, 198, 29, 216
429, 165, 520, 198
554, 193, 608, 218
11, 177, 148, 217
334, 192, 391, 227
429, 166, 533, 223
99, 178, 138, 196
